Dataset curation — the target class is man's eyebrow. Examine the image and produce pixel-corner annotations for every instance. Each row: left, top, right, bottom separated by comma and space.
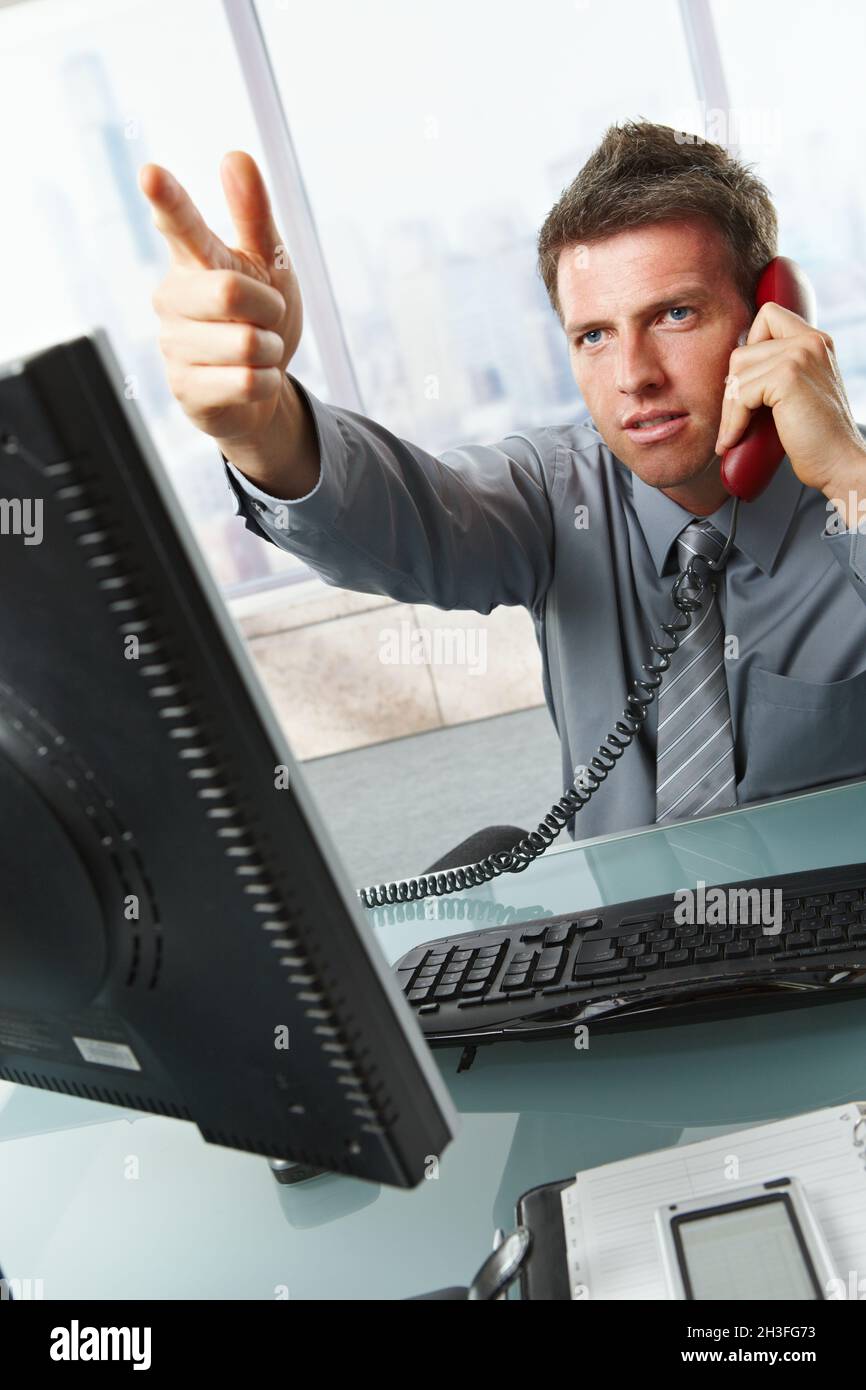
564, 285, 713, 338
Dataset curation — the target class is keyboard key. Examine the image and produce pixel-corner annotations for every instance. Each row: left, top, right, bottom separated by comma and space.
433, 984, 458, 999
417, 967, 440, 980
537, 946, 564, 973
534, 968, 558, 984
754, 937, 778, 954
502, 974, 529, 990
512, 950, 535, 964
461, 981, 487, 995
622, 943, 646, 957
452, 949, 474, 963
665, 949, 690, 966
573, 958, 631, 978
441, 971, 463, 986
817, 927, 844, 944
577, 940, 618, 963
408, 987, 431, 1002
399, 947, 428, 970
427, 952, 450, 965
724, 942, 750, 959
418, 1003, 439, 1014
694, 946, 720, 962
804, 895, 830, 907
642, 953, 661, 969
785, 933, 814, 949
520, 926, 548, 942
477, 945, 502, 959
776, 945, 846, 960
573, 972, 646, 988
544, 925, 571, 945
620, 916, 660, 930
467, 967, 493, 982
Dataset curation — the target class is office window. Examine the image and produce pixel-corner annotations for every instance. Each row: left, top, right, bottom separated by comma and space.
707, 0, 866, 415
254, 0, 700, 451
0, 0, 326, 592
9, 0, 863, 603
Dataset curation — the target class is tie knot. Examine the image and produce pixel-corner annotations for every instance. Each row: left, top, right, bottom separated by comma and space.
675, 518, 730, 575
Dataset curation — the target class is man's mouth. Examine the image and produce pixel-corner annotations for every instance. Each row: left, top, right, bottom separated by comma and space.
625, 412, 687, 429
623, 412, 690, 444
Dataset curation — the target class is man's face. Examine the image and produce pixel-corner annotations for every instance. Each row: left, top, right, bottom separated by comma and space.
557, 217, 753, 493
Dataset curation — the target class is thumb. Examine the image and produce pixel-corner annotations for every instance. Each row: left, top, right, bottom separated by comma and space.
220, 150, 285, 271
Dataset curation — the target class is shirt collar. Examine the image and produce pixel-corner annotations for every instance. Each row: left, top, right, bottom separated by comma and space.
627, 455, 805, 578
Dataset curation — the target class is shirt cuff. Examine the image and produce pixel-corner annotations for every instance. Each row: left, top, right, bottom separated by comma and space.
224, 454, 322, 506
221, 372, 348, 535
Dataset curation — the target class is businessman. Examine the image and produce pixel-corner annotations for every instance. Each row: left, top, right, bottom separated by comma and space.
139, 120, 866, 851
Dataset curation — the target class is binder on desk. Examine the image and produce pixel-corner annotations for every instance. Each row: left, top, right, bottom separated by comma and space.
515, 1102, 866, 1300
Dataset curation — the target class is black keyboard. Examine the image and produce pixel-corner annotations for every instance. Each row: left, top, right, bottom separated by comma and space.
393, 863, 866, 1047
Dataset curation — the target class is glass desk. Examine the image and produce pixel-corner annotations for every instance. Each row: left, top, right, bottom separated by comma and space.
2, 779, 866, 1300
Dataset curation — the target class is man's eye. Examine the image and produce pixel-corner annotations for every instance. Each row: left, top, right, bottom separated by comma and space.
576, 308, 693, 348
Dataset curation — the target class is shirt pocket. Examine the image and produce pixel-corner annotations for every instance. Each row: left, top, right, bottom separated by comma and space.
740, 664, 866, 800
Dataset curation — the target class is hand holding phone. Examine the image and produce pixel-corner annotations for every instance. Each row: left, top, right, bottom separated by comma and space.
719, 257, 818, 502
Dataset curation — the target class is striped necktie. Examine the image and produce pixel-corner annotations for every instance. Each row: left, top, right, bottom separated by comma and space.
655, 518, 738, 822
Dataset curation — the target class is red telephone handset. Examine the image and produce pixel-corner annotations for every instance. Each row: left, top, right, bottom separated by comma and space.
719, 256, 818, 502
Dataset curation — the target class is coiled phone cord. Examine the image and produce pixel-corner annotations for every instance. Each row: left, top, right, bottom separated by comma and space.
357, 498, 741, 909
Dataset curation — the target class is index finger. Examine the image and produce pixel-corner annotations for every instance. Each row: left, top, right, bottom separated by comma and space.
139, 163, 233, 271
746, 300, 814, 348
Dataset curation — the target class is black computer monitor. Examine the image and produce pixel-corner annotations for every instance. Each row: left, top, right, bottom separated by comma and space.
0, 328, 457, 1188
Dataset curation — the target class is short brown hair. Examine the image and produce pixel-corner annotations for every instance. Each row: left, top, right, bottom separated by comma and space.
537, 119, 778, 324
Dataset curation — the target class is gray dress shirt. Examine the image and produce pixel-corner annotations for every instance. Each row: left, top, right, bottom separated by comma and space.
223, 375, 866, 843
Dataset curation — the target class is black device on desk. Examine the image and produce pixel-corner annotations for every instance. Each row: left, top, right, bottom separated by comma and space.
0, 329, 457, 1188
393, 863, 866, 1047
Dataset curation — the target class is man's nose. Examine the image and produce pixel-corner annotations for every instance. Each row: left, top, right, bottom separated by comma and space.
615, 334, 666, 395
